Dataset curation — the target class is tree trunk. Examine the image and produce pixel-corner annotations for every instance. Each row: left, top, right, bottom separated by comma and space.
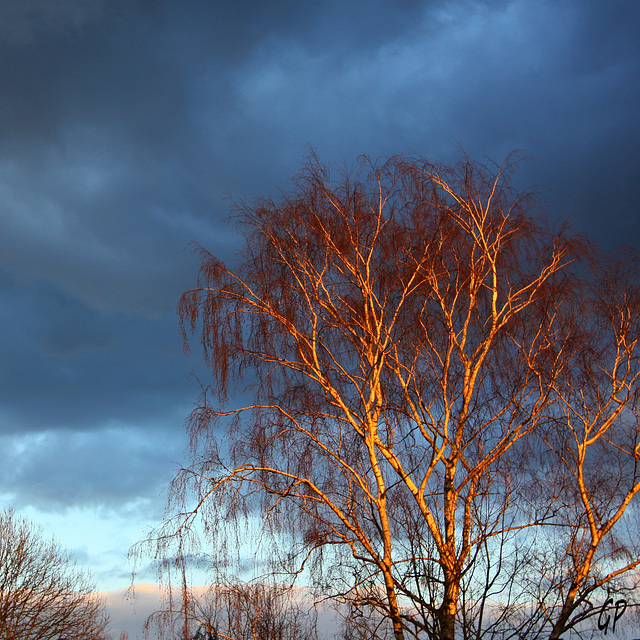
437, 579, 459, 640
548, 584, 578, 640
437, 464, 459, 640
381, 563, 405, 640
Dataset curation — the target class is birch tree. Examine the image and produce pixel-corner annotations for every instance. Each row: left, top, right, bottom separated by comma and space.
492, 254, 640, 640
167, 153, 591, 640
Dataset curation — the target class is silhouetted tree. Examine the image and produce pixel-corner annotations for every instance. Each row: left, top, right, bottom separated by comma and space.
192, 623, 218, 640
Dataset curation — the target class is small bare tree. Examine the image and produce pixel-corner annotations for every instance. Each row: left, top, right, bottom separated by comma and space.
145, 579, 318, 640
0, 507, 110, 640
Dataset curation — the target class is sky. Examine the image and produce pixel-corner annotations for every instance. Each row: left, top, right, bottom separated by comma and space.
1, 0, 640, 635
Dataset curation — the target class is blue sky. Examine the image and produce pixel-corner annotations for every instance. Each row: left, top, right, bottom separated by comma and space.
1, 0, 639, 634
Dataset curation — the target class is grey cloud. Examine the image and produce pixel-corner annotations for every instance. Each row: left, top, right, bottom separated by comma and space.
0, 0, 107, 45
0, 425, 185, 511
0, 280, 199, 434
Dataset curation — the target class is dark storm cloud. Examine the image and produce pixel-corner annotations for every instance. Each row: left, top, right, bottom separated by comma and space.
1, 0, 639, 528
0, 273, 201, 432
0, 0, 107, 46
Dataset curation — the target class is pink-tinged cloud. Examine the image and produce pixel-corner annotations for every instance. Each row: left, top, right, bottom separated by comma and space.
101, 584, 163, 639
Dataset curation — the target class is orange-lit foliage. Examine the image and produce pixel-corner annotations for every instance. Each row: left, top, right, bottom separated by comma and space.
507, 254, 640, 640
168, 153, 640, 640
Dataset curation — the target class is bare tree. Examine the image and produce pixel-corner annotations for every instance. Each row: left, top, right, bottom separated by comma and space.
210, 582, 318, 640
145, 579, 318, 640
0, 507, 110, 640
159, 152, 598, 640
486, 253, 640, 640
